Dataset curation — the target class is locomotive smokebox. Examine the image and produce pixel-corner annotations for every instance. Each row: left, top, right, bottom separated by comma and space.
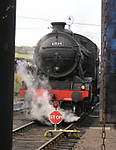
51, 22, 66, 31
35, 21, 80, 78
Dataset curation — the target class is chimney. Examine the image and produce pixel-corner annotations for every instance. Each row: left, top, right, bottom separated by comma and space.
51, 22, 66, 31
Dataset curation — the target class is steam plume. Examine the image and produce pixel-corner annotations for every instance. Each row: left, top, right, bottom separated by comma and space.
16, 63, 80, 124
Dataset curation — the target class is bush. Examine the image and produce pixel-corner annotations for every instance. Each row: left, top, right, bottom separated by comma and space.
14, 73, 23, 95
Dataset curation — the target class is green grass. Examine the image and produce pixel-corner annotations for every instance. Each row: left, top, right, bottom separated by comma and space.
15, 53, 33, 59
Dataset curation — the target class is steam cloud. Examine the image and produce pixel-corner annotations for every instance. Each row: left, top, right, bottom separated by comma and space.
17, 63, 80, 125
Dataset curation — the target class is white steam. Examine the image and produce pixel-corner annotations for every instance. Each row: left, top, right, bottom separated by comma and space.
17, 64, 80, 124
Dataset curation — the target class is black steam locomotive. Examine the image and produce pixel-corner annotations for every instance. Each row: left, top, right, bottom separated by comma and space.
21, 22, 99, 114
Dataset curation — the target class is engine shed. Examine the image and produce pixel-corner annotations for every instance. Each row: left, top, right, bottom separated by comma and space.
0, 0, 116, 150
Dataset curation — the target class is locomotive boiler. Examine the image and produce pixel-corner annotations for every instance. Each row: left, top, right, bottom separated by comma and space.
20, 22, 98, 115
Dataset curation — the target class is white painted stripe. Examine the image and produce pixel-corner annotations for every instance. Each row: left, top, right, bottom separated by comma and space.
63, 98, 72, 100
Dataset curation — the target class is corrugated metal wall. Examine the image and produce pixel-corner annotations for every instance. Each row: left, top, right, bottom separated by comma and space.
101, 0, 116, 123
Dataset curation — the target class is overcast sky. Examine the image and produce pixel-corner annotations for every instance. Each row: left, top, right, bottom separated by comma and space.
15, 0, 101, 48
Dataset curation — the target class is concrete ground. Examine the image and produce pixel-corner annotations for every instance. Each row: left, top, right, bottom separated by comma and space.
74, 127, 116, 150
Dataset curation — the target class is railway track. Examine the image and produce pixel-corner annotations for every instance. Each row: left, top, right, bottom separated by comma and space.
13, 121, 53, 150
12, 121, 79, 150
13, 111, 32, 129
12, 102, 99, 150
37, 123, 80, 150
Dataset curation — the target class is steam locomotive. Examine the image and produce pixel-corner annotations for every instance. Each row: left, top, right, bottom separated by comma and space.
20, 22, 99, 115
